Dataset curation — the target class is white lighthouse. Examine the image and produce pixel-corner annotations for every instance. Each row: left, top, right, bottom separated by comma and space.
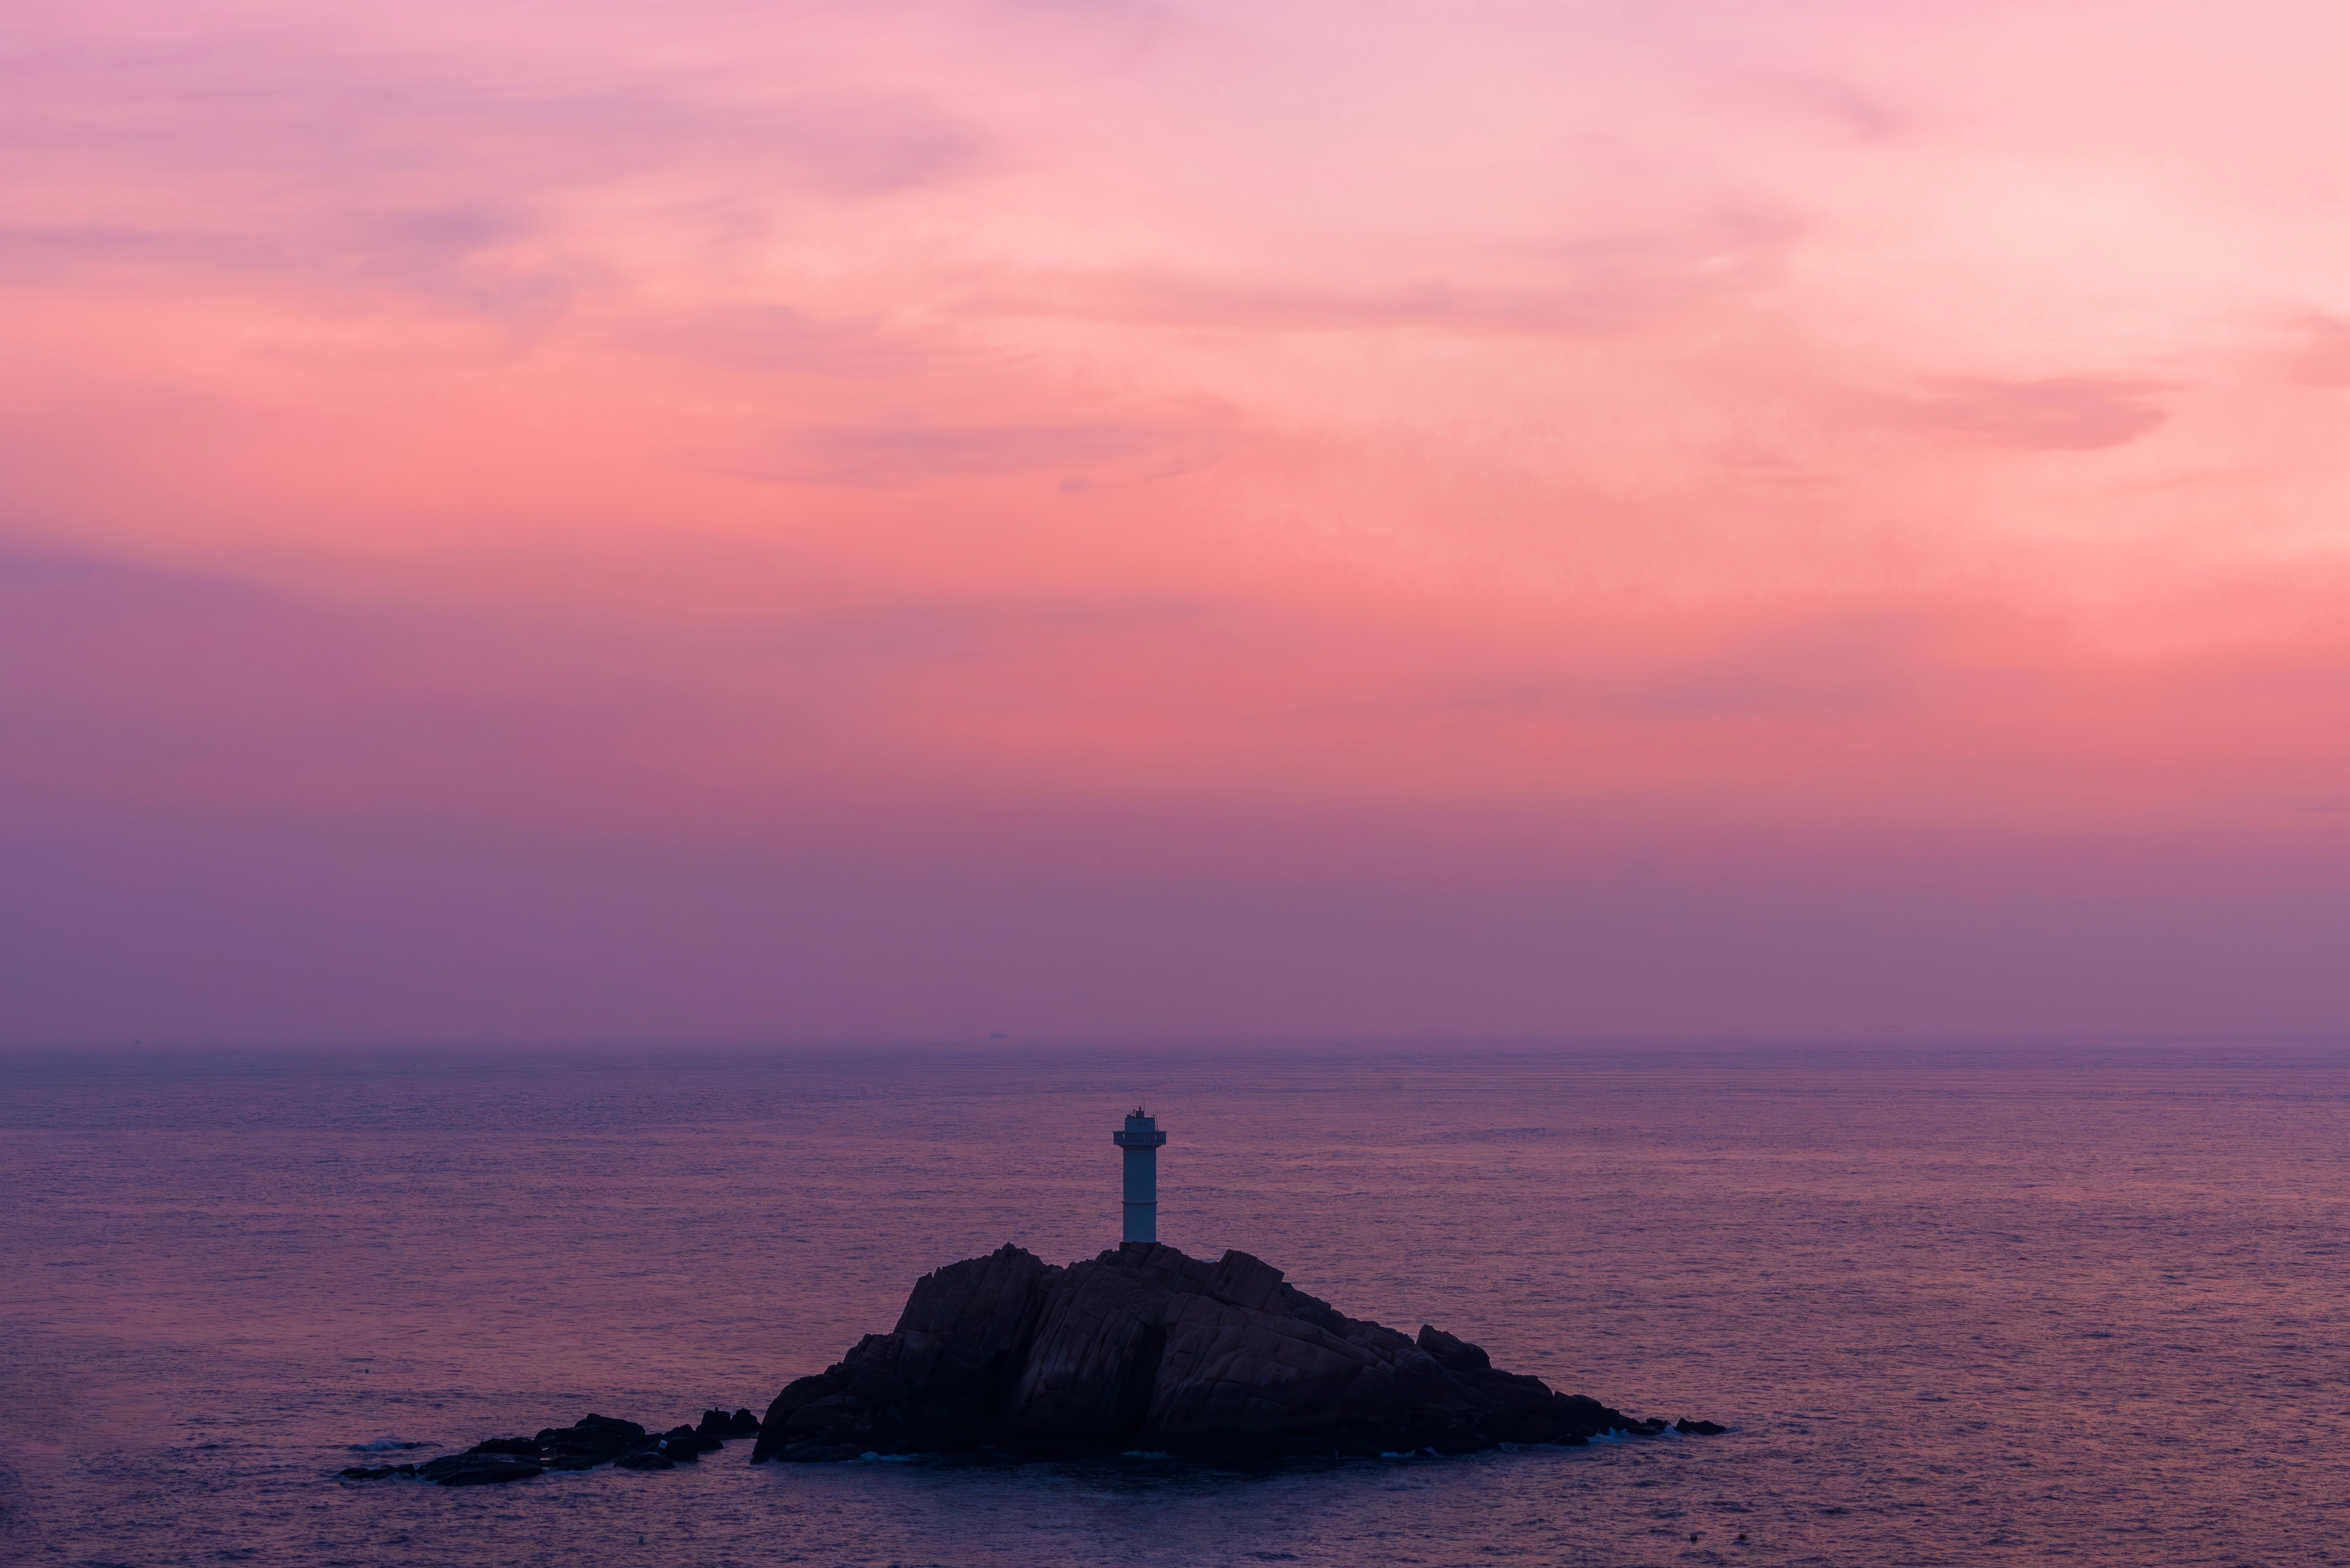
1112, 1107, 1167, 1245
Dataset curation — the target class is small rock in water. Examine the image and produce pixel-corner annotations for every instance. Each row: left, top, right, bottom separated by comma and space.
441, 1464, 542, 1487
536, 1414, 648, 1468
416, 1453, 542, 1486
698, 1407, 762, 1439
615, 1452, 674, 1470
1675, 1417, 1727, 1435
336, 1404, 766, 1488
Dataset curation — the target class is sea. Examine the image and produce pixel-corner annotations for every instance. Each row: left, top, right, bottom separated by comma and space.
1, 1042, 2345, 1567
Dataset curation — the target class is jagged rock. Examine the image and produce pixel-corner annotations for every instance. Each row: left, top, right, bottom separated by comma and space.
356, 1403, 774, 1488
535, 1414, 647, 1467
416, 1453, 542, 1486
754, 1242, 1677, 1462
440, 1463, 542, 1486
758, 1242, 1057, 1462
1415, 1325, 1492, 1373
698, 1407, 762, 1439
1676, 1418, 1727, 1435
658, 1424, 719, 1460
1206, 1250, 1286, 1312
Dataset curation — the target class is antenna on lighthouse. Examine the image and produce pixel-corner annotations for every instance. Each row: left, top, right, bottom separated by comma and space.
1111, 1107, 1168, 1247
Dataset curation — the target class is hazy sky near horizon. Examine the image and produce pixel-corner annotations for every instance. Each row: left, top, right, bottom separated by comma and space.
5, 0, 2350, 1042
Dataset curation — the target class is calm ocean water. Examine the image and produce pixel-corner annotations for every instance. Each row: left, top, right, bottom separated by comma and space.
2, 1043, 2345, 1567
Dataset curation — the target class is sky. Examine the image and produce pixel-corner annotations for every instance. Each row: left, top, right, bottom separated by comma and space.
5, 0, 2349, 1044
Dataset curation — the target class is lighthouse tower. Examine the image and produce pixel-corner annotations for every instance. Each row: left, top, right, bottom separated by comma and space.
1112, 1107, 1168, 1245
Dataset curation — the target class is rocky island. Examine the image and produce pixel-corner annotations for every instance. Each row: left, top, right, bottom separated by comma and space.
753, 1241, 1720, 1462
348, 1112, 1719, 1484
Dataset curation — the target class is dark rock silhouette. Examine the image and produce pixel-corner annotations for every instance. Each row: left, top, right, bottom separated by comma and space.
1414, 1324, 1492, 1373
339, 1408, 765, 1484
659, 1424, 722, 1460
415, 1452, 543, 1485
753, 1242, 1715, 1462
538, 1414, 649, 1469
699, 1407, 763, 1439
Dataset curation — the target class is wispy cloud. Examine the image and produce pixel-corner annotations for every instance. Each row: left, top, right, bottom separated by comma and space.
1891, 377, 2171, 451
754, 417, 1231, 486
2288, 314, 2350, 387
10, 0, 2350, 1035
962, 210, 1800, 338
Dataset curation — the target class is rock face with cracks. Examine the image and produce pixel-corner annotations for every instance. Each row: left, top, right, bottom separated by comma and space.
754, 1242, 1690, 1462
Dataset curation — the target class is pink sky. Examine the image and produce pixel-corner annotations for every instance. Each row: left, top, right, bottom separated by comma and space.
5, 0, 2349, 1042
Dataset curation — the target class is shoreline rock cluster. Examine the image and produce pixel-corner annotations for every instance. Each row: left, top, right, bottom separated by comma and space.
341, 1408, 762, 1486
754, 1242, 1724, 1462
